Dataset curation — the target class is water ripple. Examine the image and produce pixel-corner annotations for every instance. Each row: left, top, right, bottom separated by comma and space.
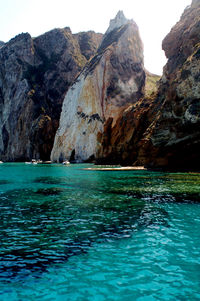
0, 164, 200, 300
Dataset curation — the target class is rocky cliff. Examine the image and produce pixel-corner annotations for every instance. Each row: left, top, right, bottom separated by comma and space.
51, 11, 145, 162
0, 29, 102, 161
1, 2, 198, 168
74, 31, 103, 60
96, 71, 159, 165
96, 0, 200, 169
136, 0, 200, 169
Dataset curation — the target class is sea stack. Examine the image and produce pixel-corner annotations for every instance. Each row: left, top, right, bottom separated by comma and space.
51, 11, 145, 162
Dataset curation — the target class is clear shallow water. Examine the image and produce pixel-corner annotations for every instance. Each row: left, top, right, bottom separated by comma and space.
0, 163, 200, 300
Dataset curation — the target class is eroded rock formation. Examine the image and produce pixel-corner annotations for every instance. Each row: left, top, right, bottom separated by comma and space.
96, 72, 160, 165
95, 1, 200, 169
97, 0, 200, 170
74, 31, 103, 60
51, 11, 145, 162
0, 29, 102, 161
1, 2, 199, 168
136, 0, 200, 169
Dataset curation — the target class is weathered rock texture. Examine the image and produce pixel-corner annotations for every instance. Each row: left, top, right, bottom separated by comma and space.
96, 93, 157, 165
51, 11, 145, 162
95, 69, 160, 165
96, 0, 200, 169
0, 28, 102, 161
2, 2, 198, 168
136, 0, 200, 169
74, 31, 103, 60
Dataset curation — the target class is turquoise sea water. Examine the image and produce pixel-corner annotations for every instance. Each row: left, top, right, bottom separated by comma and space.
0, 163, 200, 300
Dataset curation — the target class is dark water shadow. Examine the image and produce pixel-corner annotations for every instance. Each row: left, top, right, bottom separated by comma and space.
0, 187, 170, 281
109, 189, 200, 204
35, 188, 65, 196
33, 177, 69, 185
0, 180, 11, 185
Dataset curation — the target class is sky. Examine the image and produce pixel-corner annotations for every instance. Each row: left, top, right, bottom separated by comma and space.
0, 0, 192, 75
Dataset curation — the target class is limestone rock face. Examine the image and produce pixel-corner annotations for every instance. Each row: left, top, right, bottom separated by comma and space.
136, 0, 200, 169
51, 12, 145, 162
0, 29, 101, 161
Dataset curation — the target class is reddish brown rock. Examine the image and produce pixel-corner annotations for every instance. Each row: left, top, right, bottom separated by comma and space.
97, 0, 200, 170
96, 94, 157, 165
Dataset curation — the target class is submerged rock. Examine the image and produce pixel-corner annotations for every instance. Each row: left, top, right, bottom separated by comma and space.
0, 28, 102, 161
51, 11, 145, 162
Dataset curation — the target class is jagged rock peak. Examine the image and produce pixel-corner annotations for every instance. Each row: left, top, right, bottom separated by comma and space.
105, 10, 129, 34
51, 10, 145, 163
8, 32, 32, 44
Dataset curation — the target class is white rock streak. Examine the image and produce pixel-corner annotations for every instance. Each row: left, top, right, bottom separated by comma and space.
51, 11, 145, 162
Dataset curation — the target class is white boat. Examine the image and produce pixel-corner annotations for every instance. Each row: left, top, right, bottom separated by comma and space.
25, 159, 38, 165
62, 160, 70, 165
